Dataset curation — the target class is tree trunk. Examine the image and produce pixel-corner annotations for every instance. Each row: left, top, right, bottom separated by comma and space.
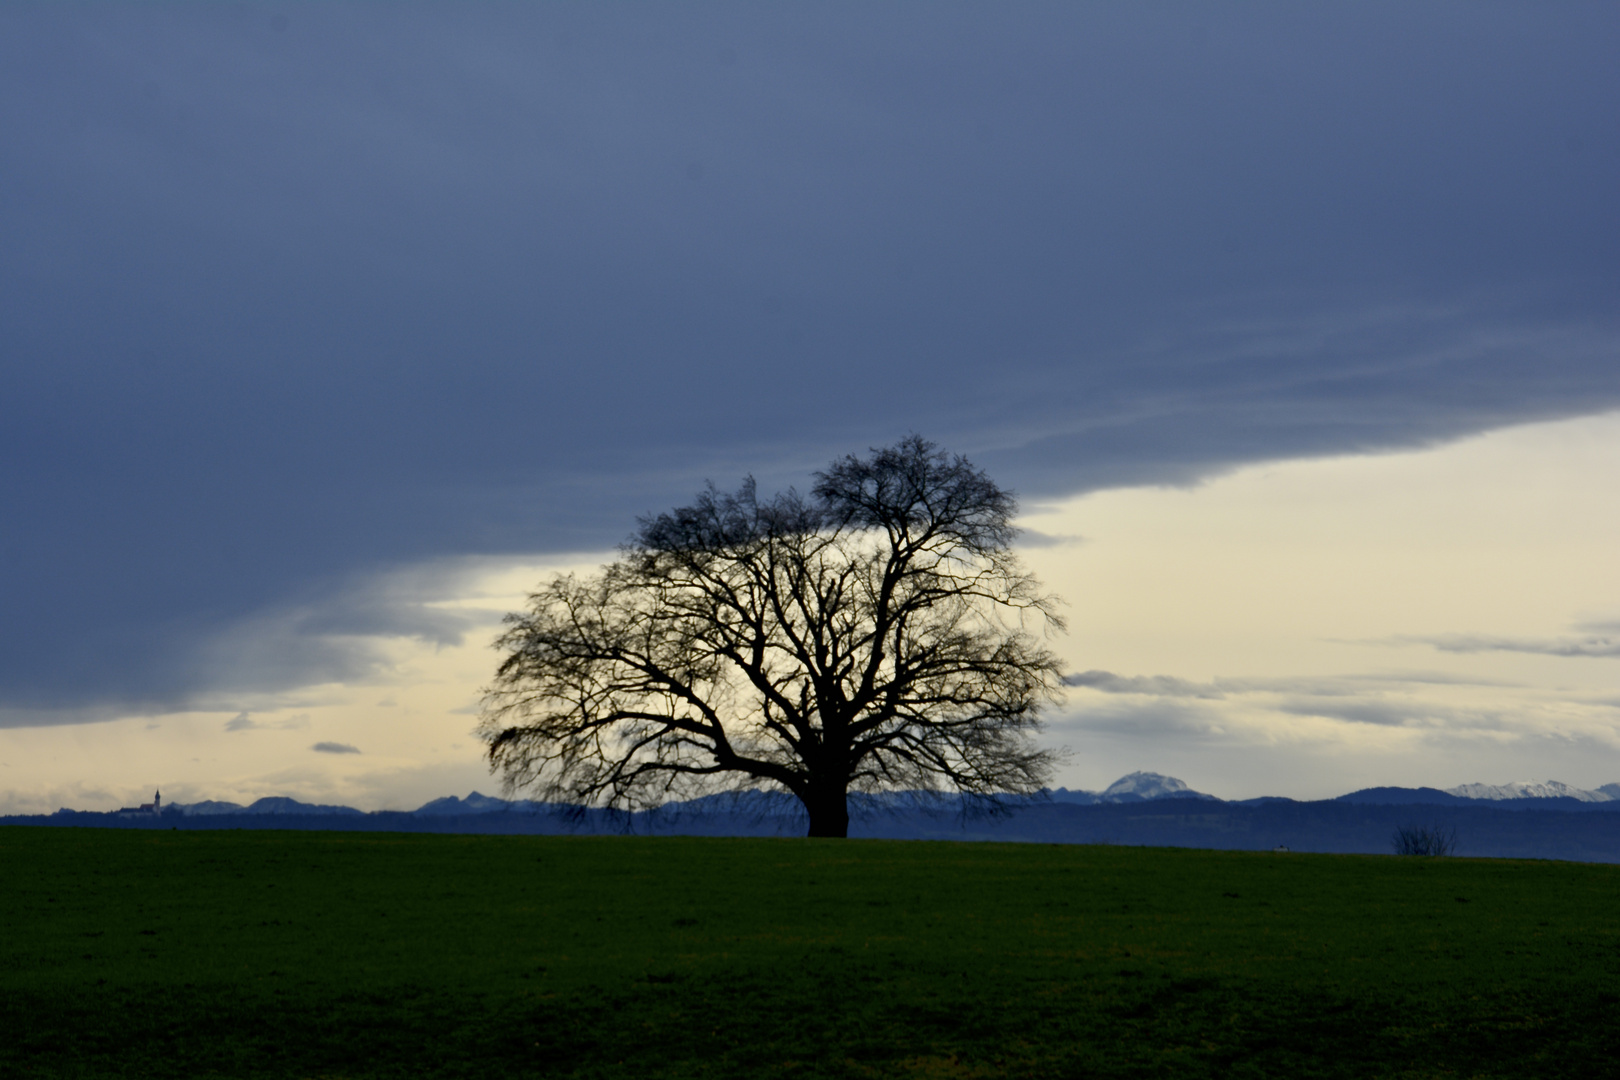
803, 786, 850, 838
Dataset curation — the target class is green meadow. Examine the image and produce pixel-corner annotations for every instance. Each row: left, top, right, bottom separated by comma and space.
3, 828, 1618, 1078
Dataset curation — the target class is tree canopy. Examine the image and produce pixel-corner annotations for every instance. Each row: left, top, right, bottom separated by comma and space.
479, 436, 1065, 837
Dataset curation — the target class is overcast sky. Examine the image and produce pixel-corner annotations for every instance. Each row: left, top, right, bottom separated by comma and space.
2, 4, 1617, 811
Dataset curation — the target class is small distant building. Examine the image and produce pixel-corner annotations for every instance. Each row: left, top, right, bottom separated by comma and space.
117, 790, 162, 815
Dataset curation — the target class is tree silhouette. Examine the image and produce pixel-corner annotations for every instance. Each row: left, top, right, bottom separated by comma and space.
1392, 823, 1458, 856
479, 436, 1065, 837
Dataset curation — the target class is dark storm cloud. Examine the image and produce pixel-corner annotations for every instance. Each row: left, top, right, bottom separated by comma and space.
2, 3, 1617, 718
311, 742, 361, 755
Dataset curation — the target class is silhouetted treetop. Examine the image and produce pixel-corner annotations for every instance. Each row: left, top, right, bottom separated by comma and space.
813, 435, 1018, 552
480, 436, 1065, 838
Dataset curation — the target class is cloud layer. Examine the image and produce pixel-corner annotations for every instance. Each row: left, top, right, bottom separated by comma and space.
312, 742, 361, 755
1, 4, 1616, 713
1408, 635, 1620, 659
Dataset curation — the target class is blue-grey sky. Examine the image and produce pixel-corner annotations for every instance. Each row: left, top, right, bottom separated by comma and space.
2, 3, 1617, 738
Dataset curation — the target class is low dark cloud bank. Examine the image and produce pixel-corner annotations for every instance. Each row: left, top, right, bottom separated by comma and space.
2, 3, 1616, 719
1415, 635, 1620, 659
1063, 669, 1518, 703
1065, 671, 1229, 699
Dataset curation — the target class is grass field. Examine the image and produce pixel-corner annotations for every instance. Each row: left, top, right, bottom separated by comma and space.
3, 828, 1618, 1078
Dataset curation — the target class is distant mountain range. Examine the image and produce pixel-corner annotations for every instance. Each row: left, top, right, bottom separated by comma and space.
52, 770, 1620, 819
157, 771, 1226, 817
1047, 771, 1222, 804
14, 771, 1620, 863
176, 796, 368, 816
1445, 780, 1620, 802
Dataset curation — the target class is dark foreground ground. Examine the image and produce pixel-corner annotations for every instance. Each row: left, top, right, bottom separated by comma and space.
3, 828, 1618, 1078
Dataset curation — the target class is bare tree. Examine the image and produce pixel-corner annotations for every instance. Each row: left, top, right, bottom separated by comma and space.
479, 436, 1066, 837
1392, 823, 1458, 857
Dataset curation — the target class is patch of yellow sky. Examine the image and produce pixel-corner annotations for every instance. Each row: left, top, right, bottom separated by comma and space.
0, 557, 601, 816
3, 412, 1617, 813
1020, 410, 1620, 797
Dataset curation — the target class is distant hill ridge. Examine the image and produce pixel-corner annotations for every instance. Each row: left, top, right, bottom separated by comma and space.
20, 771, 1620, 863
145, 771, 1224, 817
42, 772, 1620, 819
171, 796, 367, 816
1335, 781, 1620, 807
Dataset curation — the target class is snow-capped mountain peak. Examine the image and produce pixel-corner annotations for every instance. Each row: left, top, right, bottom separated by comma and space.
1444, 780, 1615, 802
412, 792, 515, 815
1102, 771, 1195, 799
